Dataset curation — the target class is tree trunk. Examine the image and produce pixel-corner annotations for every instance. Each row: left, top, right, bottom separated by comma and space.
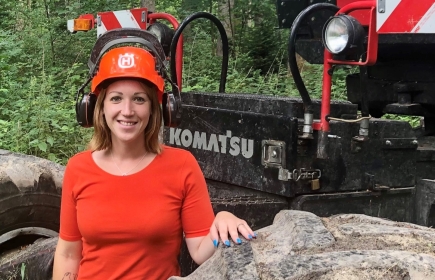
216, 0, 234, 56
218, 0, 234, 38
43, 0, 56, 66
141, 0, 155, 11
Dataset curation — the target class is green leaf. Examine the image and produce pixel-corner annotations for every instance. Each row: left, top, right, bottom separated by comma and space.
48, 153, 57, 162
47, 136, 54, 146
38, 142, 47, 152
21, 263, 26, 279
29, 139, 39, 145
28, 128, 39, 136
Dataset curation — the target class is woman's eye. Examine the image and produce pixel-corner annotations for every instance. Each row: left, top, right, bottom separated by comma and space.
133, 97, 146, 103
110, 96, 122, 102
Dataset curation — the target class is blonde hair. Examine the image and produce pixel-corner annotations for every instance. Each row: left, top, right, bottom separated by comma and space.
87, 79, 163, 154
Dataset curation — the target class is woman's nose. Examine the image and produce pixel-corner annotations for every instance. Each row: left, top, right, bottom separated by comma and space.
121, 100, 134, 116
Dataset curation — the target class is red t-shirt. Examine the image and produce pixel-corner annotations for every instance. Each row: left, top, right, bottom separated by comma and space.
59, 146, 215, 279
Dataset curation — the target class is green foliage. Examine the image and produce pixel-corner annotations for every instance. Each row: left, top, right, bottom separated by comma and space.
0, 1, 94, 164
0, 62, 92, 164
232, 0, 287, 74
0, 1, 129, 164
382, 114, 421, 128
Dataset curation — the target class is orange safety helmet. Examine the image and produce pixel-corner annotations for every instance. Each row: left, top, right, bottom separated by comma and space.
91, 46, 165, 102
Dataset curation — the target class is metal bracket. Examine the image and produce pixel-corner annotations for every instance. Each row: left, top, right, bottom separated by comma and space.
141, 11, 147, 23
365, 172, 390, 192
97, 15, 102, 26
378, 0, 385, 13
382, 138, 418, 150
262, 139, 322, 185
278, 168, 321, 182
261, 140, 286, 168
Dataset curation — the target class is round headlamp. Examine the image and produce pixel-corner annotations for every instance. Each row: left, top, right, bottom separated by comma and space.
147, 22, 175, 57
322, 15, 364, 55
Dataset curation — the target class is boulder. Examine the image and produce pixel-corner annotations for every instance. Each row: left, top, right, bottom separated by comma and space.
170, 210, 435, 280
2, 210, 435, 279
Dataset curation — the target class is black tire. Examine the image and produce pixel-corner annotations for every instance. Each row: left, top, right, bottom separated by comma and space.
0, 150, 64, 246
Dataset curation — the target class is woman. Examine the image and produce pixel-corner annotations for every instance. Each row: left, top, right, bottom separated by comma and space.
53, 46, 255, 279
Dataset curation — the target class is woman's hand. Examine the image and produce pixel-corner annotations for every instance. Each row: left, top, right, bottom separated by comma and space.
210, 211, 256, 247
185, 212, 256, 264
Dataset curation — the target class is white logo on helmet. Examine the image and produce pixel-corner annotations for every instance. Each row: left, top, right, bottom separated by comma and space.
118, 54, 135, 69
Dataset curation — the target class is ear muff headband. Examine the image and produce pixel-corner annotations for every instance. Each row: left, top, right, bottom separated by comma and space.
88, 28, 166, 77
89, 37, 165, 77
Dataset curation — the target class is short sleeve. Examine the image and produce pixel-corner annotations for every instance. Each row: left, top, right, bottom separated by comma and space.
58, 159, 82, 241
180, 153, 215, 238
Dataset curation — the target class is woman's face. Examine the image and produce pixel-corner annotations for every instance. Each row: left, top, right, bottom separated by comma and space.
103, 79, 152, 146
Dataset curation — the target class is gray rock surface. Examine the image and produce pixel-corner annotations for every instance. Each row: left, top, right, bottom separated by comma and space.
170, 210, 435, 280
2, 207, 435, 279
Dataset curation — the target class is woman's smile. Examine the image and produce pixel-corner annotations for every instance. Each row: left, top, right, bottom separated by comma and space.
118, 120, 138, 126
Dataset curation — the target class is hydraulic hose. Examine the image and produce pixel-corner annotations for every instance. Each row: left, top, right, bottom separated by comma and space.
360, 68, 369, 114
169, 12, 229, 93
288, 3, 339, 114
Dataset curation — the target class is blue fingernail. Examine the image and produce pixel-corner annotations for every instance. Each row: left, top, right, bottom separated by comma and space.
213, 240, 218, 247
254, 232, 257, 237
236, 238, 242, 244
225, 240, 230, 247
248, 234, 253, 239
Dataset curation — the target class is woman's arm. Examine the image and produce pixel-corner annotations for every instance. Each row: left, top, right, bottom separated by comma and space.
185, 233, 215, 265
53, 238, 83, 280
180, 153, 255, 264
185, 211, 255, 265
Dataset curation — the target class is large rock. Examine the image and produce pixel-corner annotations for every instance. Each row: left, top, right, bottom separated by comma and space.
2, 210, 435, 279
170, 210, 435, 280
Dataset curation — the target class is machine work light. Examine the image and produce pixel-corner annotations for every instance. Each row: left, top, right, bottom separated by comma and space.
322, 15, 364, 55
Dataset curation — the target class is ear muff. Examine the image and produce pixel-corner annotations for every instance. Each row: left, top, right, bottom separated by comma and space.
162, 90, 182, 127
162, 73, 182, 127
76, 92, 97, 128
75, 78, 97, 128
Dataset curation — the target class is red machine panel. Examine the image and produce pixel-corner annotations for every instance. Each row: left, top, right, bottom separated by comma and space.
377, 0, 435, 33
97, 8, 148, 37
337, 0, 371, 26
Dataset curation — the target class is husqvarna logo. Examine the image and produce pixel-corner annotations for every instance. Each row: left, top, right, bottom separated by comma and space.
118, 54, 135, 68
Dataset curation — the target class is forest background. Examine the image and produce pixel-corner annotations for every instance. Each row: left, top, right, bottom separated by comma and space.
0, 0, 411, 164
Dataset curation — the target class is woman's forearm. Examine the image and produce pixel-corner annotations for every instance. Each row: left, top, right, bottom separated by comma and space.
186, 233, 216, 265
52, 239, 82, 280
53, 252, 81, 279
